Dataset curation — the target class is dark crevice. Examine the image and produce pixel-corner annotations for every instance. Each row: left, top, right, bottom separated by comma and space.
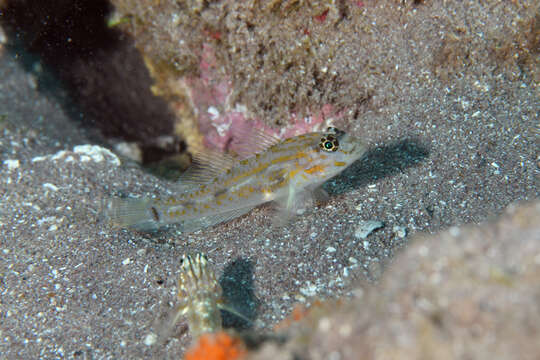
0, 0, 181, 161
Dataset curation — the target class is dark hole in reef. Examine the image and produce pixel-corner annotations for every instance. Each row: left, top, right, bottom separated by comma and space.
0, 0, 182, 164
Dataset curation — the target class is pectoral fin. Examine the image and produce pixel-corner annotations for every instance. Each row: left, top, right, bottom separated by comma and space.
272, 185, 316, 227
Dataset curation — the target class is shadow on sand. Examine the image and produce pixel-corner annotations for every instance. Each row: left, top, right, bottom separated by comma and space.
219, 257, 261, 331
326, 138, 430, 195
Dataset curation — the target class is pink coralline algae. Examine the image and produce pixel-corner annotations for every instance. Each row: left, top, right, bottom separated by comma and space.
183, 44, 344, 153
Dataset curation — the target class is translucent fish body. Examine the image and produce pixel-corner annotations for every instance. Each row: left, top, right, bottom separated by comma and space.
156, 253, 224, 342
176, 254, 223, 339
106, 127, 366, 232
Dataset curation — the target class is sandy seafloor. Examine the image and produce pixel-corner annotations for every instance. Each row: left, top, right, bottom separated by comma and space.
0, 38, 538, 359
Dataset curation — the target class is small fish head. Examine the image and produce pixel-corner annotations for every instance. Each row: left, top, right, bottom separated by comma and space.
175, 253, 224, 339
303, 127, 366, 183
178, 253, 222, 299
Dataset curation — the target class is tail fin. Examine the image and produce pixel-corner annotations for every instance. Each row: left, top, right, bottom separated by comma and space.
102, 197, 161, 231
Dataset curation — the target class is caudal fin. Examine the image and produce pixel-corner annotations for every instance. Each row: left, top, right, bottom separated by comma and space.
103, 197, 161, 231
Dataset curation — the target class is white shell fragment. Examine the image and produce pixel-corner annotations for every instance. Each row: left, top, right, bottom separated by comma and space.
32, 144, 121, 166
326, 246, 337, 253
392, 225, 408, 238
299, 281, 318, 297
42, 183, 59, 192
114, 142, 142, 163
354, 220, 384, 240
73, 145, 121, 166
3, 159, 20, 171
143, 333, 157, 346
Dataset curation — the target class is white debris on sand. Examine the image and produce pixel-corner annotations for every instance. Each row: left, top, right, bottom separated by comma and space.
392, 225, 408, 238
354, 220, 384, 240
143, 333, 157, 346
3, 159, 20, 171
114, 142, 143, 163
73, 145, 121, 165
32, 145, 121, 166
42, 183, 59, 192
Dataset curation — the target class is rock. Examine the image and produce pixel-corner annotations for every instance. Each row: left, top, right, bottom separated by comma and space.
252, 201, 540, 360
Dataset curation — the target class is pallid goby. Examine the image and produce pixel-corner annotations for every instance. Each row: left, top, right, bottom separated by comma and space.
105, 127, 366, 232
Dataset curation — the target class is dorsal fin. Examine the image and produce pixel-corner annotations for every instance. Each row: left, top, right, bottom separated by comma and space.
177, 126, 280, 185
177, 146, 235, 185
230, 126, 281, 158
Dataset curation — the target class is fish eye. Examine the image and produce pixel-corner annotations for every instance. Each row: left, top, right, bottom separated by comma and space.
180, 256, 188, 265
320, 136, 339, 152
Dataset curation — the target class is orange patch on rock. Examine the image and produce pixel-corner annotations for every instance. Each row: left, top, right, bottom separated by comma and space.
184, 332, 247, 360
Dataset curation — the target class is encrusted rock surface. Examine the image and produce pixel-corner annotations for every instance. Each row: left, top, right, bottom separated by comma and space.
248, 201, 540, 360
108, 0, 538, 150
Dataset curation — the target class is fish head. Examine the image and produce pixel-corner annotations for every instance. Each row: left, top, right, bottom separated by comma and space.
177, 253, 222, 299
302, 127, 367, 183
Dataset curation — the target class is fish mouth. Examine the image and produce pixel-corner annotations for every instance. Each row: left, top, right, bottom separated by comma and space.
341, 135, 366, 158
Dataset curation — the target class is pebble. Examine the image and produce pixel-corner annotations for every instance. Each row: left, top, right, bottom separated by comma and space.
354, 220, 384, 239
299, 282, 318, 297
326, 246, 337, 253
73, 145, 121, 166
114, 142, 142, 163
143, 333, 157, 346
3, 159, 20, 171
207, 106, 220, 120
42, 183, 59, 192
392, 225, 407, 238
